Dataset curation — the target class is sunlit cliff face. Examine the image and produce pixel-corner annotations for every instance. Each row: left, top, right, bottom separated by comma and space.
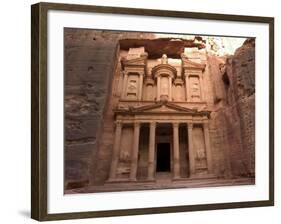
154, 33, 246, 56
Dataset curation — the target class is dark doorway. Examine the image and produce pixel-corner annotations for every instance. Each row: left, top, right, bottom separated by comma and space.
156, 143, 171, 172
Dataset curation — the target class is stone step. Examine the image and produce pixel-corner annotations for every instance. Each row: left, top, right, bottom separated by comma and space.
66, 177, 255, 194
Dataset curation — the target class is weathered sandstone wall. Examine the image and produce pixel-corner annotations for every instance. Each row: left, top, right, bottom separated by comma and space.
208, 38, 255, 178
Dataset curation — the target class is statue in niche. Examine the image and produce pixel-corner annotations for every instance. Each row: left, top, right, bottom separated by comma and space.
195, 148, 207, 169
192, 83, 200, 93
126, 78, 138, 99
161, 76, 169, 97
161, 54, 168, 64
196, 148, 206, 160
119, 150, 131, 163
190, 76, 201, 100
127, 79, 137, 93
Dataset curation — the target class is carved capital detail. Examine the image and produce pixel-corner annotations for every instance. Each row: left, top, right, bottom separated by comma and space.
115, 120, 122, 126
150, 122, 156, 128
187, 123, 193, 129
173, 122, 179, 128
134, 122, 141, 128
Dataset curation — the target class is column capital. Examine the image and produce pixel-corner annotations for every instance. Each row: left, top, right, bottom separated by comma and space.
187, 123, 193, 129
115, 120, 122, 126
173, 122, 180, 128
134, 121, 141, 128
184, 71, 190, 78
150, 121, 156, 127
203, 122, 209, 129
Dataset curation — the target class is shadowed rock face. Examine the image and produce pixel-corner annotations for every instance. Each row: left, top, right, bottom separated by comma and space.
64, 28, 255, 191
208, 38, 255, 178
226, 38, 255, 176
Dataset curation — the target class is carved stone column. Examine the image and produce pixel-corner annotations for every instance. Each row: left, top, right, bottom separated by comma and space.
168, 76, 172, 101
203, 123, 213, 173
173, 123, 180, 179
187, 123, 196, 176
185, 75, 189, 102
138, 73, 144, 101
147, 122, 156, 180
108, 121, 122, 180
157, 76, 161, 101
122, 72, 128, 99
130, 122, 140, 181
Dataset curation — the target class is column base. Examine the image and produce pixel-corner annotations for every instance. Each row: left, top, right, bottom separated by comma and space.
147, 177, 156, 182
106, 178, 133, 184
189, 173, 217, 180
173, 175, 181, 181
106, 178, 156, 185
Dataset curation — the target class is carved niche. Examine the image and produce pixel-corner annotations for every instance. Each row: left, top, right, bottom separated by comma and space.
121, 47, 147, 101
126, 75, 139, 99
181, 52, 206, 102
151, 54, 177, 101
189, 76, 201, 101
192, 125, 208, 172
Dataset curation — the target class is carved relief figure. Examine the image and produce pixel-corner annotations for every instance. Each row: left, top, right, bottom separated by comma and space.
190, 76, 201, 101
161, 76, 169, 96
126, 76, 138, 99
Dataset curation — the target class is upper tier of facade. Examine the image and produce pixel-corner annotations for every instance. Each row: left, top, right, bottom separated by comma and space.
119, 46, 207, 104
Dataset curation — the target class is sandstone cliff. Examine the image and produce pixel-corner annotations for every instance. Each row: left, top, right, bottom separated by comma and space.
209, 38, 255, 178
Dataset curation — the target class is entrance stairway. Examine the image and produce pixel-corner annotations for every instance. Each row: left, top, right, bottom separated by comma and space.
66, 177, 255, 194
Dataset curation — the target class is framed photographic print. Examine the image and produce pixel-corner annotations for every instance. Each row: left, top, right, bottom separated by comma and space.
31, 2, 274, 221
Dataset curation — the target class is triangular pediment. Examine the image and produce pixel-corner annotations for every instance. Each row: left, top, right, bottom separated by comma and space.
121, 56, 147, 67
114, 101, 210, 117
144, 104, 189, 113
130, 102, 198, 113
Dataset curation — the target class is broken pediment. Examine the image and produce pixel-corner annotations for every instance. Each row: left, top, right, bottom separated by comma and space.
122, 57, 147, 66
126, 47, 146, 60
181, 55, 206, 71
121, 55, 148, 70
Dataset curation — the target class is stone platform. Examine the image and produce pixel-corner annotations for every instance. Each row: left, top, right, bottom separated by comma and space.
65, 177, 255, 194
